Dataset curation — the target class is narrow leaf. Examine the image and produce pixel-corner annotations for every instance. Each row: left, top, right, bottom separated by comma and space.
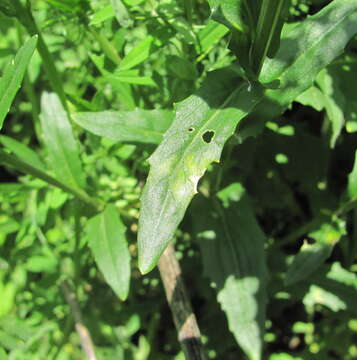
73, 109, 173, 144
348, 150, 357, 200
0, 35, 37, 130
250, 0, 289, 76
0, 135, 45, 171
40, 92, 86, 190
119, 36, 153, 71
138, 68, 263, 273
194, 186, 268, 360
86, 204, 131, 300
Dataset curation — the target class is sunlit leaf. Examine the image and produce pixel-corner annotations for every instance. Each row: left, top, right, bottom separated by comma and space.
86, 204, 131, 301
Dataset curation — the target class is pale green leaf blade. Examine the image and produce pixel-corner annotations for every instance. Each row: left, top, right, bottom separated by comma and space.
194, 186, 268, 360
111, 0, 132, 28
138, 68, 263, 273
86, 204, 131, 300
73, 109, 173, 144
0, 135, 45, 171
0, 35, 38, 130
40, 92, 86, 189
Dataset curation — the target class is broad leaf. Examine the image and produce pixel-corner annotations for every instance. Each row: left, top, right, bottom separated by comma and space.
259, 0, 357, 111
194, 184, 268, 360
0, 36, 37, 130
73, 109, 173, 144
0, 135, 45, 171
86, 204, 131, 300
138, 68, 263, 273
138, 0, 357, 273
40, 92, 86, 190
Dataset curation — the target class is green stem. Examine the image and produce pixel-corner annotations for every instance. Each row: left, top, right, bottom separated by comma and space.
12, 0, 68, 109
0, 151, 102, 212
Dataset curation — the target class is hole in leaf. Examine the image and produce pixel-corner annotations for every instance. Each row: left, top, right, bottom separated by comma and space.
202, 130, 215, 143
188, 127, 195, 132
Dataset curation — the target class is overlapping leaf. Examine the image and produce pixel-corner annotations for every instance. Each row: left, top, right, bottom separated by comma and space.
138, 68, 264, 273
138, 0, 357, 273
73, 109, 173, 144
194, 184, 268, 360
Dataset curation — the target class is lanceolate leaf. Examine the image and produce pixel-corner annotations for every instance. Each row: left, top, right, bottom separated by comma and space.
138, 0, 357, 273
40, 92, 86, 190
194, 186, 268, 360
138, 68, 264, 273
0, 135, 45, 171
86, 204, 130, 301
259, 0, 357, 113
73, 109, 173, 144
250, 0, 289, 75
0, 35, 37, 130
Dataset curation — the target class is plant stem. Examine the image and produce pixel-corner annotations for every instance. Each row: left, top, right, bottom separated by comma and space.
61, 280, 97, 360
12, 0, 68, 109
0, 151, 102, 212
158, 243, 207, 360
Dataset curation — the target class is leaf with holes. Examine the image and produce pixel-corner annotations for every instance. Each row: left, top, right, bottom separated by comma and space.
137, 68, 264, 273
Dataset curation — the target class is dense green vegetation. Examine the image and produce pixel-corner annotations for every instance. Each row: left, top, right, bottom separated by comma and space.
1, 0, 357, 359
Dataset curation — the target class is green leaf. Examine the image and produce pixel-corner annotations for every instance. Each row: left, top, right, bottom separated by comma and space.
194, 187, 268, 360
138, 68, 263, 273
348, 150, 357, 200
73, 109, 173, 144
111, 0, 132, 28
208, 0, 259, 32
138, 0, 357, 273
285, 222, 343, 286
0, 135, 45, 171
304, 262, 357, 314
259, 0, 357, 108
119, 36, 153, 71
86, 204, 131, 301
106, 70, 156, 86
316, 69, 345, 148
40, 92, 86, 190
295, 85, 325, 112
0, 35, 37, 130
196, 20, 229, 56
0, 151, 99, 210
250, 0, 289, 76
